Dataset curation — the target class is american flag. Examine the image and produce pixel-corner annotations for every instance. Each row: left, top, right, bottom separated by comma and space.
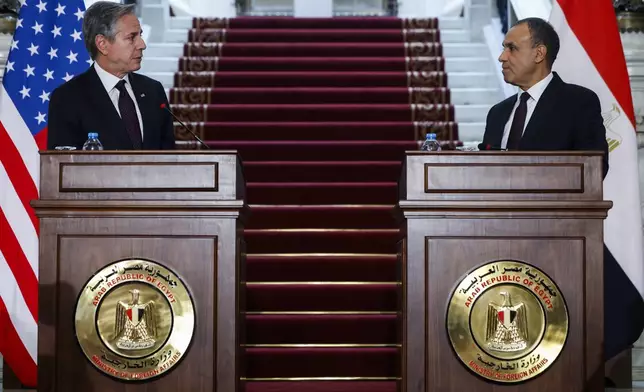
0, 0, 90, 385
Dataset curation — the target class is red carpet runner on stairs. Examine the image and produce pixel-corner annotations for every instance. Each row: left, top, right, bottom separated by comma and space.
170, 16, 460, 392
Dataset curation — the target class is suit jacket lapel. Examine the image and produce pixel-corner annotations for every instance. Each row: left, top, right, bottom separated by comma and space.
128, 73, 154, 149
519, 73, 563, 148
84, 66, 133, 148
492, 98, 515, 147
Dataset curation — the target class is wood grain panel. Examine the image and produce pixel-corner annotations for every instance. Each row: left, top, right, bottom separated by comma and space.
400, 152, 607, 392
35, 152, 244, 392
402, 217, 604, 392
38, 151, 243, 201
57, 235, 215, 391
425, 237, 584, 392
59, 162, 218, 192
38, 216, 240, 392
403, 152, 603, 201
423, 163, 583, 193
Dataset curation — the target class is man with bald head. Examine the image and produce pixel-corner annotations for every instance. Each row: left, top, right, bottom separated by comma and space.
481, 17, 608, 175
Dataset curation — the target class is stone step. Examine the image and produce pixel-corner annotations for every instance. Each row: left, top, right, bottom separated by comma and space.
624, 49, 644, 62
440, 17, 466, 30
161, 28, 471, 44
161, 87, 499, 106
627, 63, 644, 78
159, 86, 488, 143
164, 29, 188, 43
146, 70, 497, 90
454, 104, 490, 123
140, 56, 493, 74
145, 43, 184, 58
443, 43, 488, 58
0, 33, 12, 45
140, 57, 177, 73
447, 72, 497, 88
439, 29, 470, 43
446, 57, 494, 72
452, 88, 500, 105
143, 42, 490, 59
0, 32, 12, 77
456, 122, 486, 142
167, 16, 468, 30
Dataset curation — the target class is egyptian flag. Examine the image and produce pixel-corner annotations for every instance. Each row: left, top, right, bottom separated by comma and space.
549, 0, 644, 360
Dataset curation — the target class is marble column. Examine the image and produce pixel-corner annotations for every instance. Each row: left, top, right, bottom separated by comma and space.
617, 3, 644, 385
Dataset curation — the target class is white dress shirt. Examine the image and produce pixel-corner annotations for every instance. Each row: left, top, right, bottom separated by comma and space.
94, 61, 144, 141
501, 72, 554, 149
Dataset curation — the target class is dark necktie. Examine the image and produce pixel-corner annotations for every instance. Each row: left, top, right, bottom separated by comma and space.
506, 92, 531, 150
115, 80, 143, 149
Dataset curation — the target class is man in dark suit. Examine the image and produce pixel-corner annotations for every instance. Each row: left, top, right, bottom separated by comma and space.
481, 17, 608, 175
483, 18, 644, 383
47, 1, 175, 150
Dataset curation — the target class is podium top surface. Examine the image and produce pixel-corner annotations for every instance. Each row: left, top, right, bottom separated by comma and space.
35, 150, 245, 205
400, 150, 607, 204
40, 150, 241, 155
403, 150, 605, 156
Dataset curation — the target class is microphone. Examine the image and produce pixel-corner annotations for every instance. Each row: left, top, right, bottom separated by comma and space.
160, 103, 210, 150
477, 142, 505, 151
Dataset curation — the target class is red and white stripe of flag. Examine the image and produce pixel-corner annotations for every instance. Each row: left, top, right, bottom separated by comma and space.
550, 0, 644, 296
0, 82, 40, 385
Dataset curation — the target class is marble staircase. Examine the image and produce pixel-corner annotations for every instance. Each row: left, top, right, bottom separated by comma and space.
138, 15, 501, 147
129, 10, 644, 389
3, 4, 644, 392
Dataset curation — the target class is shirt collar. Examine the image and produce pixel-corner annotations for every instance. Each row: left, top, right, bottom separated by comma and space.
94, 61, 130, 93
519, 72, 554, 103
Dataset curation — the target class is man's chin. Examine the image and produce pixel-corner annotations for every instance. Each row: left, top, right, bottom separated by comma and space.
503, 76, 519, 87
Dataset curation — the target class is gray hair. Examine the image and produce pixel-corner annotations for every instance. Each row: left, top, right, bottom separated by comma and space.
82, 1, 136, 60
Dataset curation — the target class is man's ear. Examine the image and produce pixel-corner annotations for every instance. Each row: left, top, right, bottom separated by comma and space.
95, 35, 109, 56
534, 44, 547, 65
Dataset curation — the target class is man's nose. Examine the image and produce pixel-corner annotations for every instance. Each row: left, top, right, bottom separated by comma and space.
498, 50, 507, 63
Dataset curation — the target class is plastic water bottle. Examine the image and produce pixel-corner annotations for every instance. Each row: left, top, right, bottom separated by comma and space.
82, 132, 103, 151
420, 133, 441, 151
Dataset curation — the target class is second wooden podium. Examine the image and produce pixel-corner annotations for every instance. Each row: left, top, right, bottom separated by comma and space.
32, 151, 245, 392
398, 151, 611, 392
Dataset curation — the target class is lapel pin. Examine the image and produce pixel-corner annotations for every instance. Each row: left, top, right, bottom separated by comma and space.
140, 93, 145, 98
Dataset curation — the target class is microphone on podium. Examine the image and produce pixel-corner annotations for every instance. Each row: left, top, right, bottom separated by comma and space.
160, 103, 210, 150
477, 143, 505, 151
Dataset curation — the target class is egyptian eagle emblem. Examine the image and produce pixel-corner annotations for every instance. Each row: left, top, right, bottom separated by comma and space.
602, 103, 623, 152
114, 289, 157, 350
485, 292, 528, 352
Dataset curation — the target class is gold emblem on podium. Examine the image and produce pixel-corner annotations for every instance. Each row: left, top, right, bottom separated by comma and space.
114, 289, 157, 351
75, 259, 195, 381
446, 260, 568, 383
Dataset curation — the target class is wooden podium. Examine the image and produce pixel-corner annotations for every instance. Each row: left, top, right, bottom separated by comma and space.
32, 151, 245, 392
398, 152, 611, 392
